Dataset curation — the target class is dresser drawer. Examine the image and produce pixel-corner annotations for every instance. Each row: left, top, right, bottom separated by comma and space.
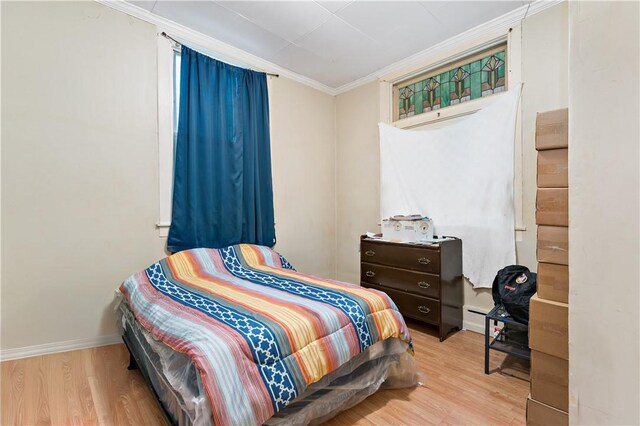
361, 241, 439, 273
360, 262, 440, 299
364, 283, 440, 326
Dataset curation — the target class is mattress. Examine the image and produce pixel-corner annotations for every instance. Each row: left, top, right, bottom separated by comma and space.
117, 244, 419, 425
118, 299, 417, 425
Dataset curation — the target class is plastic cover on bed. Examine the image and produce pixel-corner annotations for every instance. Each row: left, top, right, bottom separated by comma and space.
115, 291, 421, 426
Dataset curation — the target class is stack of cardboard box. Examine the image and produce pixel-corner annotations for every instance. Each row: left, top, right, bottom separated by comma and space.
527, 108, 569, 426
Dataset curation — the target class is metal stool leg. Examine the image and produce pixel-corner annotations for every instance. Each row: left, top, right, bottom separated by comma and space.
484, 314, 490, 374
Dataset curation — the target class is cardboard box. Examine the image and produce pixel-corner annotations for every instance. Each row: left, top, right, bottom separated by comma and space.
536, 108, 568, 151
537, 262, 569, 304
536, 188, 568, 226
531, 350, 569, 411
527, 396, 568, 426
529, 294, 568, 360
537, 148, 568, 188
537, 226, 568, 265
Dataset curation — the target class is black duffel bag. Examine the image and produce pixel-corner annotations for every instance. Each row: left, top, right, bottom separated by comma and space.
491, 265, 537, 325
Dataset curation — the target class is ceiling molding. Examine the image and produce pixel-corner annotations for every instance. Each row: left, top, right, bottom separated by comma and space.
95, 0, 338, 95
333, 0, 564, 95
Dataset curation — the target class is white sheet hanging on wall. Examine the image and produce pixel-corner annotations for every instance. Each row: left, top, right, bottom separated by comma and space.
379, 84, 522, 288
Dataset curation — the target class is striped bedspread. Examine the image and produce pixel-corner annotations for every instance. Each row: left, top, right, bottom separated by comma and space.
119, 244, 412, 425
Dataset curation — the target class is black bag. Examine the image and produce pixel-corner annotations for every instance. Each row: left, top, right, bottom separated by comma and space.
492, 265, 537, 324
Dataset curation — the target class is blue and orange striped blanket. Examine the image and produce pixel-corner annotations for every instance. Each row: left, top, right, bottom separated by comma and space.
119, 244, 412, 425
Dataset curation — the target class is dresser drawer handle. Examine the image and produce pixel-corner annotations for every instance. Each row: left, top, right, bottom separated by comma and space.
418, 257, 431, 265
418, 306, 431, 314
418, 281, 431, 289
365, 270, 375, 278
365, 250, 376, 257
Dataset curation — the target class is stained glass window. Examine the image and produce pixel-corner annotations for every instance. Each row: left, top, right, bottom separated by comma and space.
394, 45, 507, 120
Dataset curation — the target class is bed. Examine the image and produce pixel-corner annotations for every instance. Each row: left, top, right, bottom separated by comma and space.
115, 244, 418, 425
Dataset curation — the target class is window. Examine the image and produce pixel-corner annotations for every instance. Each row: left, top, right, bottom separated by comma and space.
157, 37, 179, 236
393, 44, 507, 121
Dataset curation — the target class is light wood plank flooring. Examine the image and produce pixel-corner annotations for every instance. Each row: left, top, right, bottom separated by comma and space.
1, 321, 529, 425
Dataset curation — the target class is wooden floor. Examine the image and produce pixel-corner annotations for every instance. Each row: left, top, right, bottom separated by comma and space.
326, 321, 530, 426
1, 321, 529, 425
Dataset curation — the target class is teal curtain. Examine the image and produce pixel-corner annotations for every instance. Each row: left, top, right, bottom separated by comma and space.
168, 46, 275, 252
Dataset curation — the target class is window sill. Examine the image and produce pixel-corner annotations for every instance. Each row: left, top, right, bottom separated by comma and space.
156, 222, 170, 237
392, 93, 505, 130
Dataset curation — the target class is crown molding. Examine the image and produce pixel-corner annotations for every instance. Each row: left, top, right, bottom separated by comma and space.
333, 0, 564, 95
94, 0, 338, 95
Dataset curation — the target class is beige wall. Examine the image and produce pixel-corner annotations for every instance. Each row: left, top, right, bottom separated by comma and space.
269, 77, 336, 279
0, 1, 336, 351
335, 3, 569, 331
568, 2, 639, 424
335, 81, 380, 283
1, 1, 165, 350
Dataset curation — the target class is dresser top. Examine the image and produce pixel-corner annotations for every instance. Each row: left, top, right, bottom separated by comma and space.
360, 235, 460, 249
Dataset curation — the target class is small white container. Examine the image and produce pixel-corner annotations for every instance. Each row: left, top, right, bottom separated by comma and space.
382, 217, 434, 242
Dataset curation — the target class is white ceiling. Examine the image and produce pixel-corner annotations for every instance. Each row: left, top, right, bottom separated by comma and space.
128, 1, 531, 89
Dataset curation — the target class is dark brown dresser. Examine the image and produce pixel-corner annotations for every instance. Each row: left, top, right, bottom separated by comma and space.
360, 235, 463, 341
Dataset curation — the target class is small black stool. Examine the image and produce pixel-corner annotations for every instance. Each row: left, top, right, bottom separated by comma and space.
484, 304, 530, 374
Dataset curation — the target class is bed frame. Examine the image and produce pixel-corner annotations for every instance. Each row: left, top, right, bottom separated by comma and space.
123, 323, 179, 426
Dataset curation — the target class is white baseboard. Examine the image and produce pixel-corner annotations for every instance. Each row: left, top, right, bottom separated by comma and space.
0, 335, 122, 362
0, 313, 487, 361
0, 305, 490, 360
463, 319, 486, 335
463, 304, 489, 335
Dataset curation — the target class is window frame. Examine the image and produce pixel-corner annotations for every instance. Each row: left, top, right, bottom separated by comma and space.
156, 36, 178, 237
392, 43, 508, 122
